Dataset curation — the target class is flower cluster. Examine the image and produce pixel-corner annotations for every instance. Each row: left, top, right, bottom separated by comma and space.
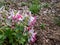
0, 6, 37, 45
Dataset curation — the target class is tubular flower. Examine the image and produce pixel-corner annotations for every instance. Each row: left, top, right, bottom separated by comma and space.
8, 11, 23, 21
28, 28, 37, 43
29, 16, 36, 26
30, 32, 37, 43
12, 14, 23, 21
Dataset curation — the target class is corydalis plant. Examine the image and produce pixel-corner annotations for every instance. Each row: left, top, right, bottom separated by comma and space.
0, 6, 37, 45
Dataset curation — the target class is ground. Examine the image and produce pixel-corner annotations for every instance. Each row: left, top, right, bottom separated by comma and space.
0, 0, 60, 45
34, 2, 60, 45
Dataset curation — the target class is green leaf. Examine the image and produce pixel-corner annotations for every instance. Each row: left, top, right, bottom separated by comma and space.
16, 23, 24, 32
29, 4, 40, 14
9, 38, 13, 44
40, 23, 45, 29
19, 38, 26, 45
0, 35, 3, 39
0, 2, 5, 7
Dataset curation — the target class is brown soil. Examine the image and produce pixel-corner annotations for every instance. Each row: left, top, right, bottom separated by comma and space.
34, 2, 60, 45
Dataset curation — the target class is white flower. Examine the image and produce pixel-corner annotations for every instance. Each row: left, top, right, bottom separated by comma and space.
28, 27, 37, 43
28, 16, 36, 26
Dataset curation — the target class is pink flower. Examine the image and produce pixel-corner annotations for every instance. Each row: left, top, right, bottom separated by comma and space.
12, 14, 23, 21
16, 14, 23, 21
12, 15, 17, 20
30, 32, 37, 44
29, 16, 36, 26
30, 37, 35, 43
28, 28, 37, 43
32, 33, 37, 38
31, 33, 37, 40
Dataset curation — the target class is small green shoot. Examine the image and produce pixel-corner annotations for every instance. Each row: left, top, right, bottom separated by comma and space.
40, 23, 45, 29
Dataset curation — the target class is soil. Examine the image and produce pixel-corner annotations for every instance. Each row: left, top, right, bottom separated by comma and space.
34, 2, 60, 45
